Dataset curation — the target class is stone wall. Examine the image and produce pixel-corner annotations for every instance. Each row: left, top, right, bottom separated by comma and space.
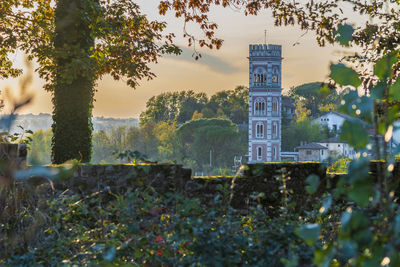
25, 161, 400, 216
50, 164, 192, 195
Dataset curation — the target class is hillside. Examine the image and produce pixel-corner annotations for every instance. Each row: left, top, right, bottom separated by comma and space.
0, 113, 139, 134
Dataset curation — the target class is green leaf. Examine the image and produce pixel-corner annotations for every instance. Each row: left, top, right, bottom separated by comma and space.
339, 120, 369, 149
370, 80, 386, 100
305, 174, 320, 195
394, 215, 400, 236
374, 51, 398, 80
334, 24, 354, 46
104, 246, 116, 261
313, 245, 334, 267
320, 195, 332, 214
339, 91, 373, 123
330, 63, 361, 88
348, 182, 373, 206
389, 76, 400, 100
296, 223, 321, 246
347, 158, 370, 184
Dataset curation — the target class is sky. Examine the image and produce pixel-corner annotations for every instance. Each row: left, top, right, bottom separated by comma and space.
0, 1, 357, 118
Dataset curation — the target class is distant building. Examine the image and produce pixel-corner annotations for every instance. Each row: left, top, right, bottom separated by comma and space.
314, 111, 368, 133
248, 44, 282, 162
282, 97, 295, 120
317, 137, 356, 159
296, 142, 328, 162
315, 111, 400, 158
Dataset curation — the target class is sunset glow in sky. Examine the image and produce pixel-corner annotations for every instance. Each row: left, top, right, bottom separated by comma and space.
0, 1, 356, 118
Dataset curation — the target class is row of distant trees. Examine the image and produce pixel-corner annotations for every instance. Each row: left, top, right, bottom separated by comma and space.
27, 82, 343, 170
27, 87, 249, 174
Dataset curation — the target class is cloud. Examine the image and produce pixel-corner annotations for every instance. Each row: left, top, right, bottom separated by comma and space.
165, 46, 241, 75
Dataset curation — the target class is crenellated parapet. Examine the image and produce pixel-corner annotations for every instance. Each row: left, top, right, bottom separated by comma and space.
249, 44, 281, 58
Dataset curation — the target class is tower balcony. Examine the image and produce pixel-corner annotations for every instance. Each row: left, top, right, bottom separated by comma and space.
253, 111, 267, 117
252, 82, 267, 87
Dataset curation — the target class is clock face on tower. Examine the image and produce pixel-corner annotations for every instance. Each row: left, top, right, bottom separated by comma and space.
272, 65, 280, 84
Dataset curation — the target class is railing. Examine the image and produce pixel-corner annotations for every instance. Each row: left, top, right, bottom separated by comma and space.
253, 111, 266, 117
253, 82, 267, 87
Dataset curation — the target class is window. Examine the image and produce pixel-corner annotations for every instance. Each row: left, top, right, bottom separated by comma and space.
321, 150, 324, 155
257, 147, 262, 160
254, 98, 266, 116
338, 144, 340, 147
306, 150, 312, 155
333, 124, 337, 132
272, 99, 278, 115
253, 67, 267, 86
272, 122, 278, 139
256, 122, 264, 138
272, 66, 279, 84
273, 147, 276, 160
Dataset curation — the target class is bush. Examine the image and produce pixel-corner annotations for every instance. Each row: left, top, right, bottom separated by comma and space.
2, 182, 314, 266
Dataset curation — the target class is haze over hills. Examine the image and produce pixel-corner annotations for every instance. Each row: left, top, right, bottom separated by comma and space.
1, 113, 139, 134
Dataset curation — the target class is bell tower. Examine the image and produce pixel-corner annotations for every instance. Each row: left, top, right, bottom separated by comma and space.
248, 44, 282, 162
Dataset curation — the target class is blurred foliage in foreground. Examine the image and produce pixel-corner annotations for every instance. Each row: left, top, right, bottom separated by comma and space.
1, 181, 314, 266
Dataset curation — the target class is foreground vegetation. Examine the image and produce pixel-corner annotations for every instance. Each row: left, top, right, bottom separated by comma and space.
0, 178, 315, 266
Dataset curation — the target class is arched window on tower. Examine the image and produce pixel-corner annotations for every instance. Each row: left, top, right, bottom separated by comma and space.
272, 98, 279, 115
254, 98, 266, 116
256, 122, 264, 138
272, 121, 279, 139
257, 146, 262, 160
253, 67, 267, 86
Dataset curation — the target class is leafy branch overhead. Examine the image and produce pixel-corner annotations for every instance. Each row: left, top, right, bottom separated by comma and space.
0, 0, 181, 90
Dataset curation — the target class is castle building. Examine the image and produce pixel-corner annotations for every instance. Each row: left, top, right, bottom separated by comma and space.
248, 44, 282, 162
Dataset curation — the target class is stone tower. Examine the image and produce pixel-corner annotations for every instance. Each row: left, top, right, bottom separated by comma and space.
248, 44, 282, 162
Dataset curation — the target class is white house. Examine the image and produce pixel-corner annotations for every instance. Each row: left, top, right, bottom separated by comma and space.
314, 111, 368, 133
317, 137, 356, 159
315, 111, 400, 157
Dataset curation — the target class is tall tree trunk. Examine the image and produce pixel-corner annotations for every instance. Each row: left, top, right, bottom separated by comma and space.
52, 0, 95, 164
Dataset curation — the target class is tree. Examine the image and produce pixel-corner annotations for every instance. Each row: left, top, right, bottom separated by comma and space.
153, 121, 180, 162
126, 123, 159, 161
91, 130, 114, 163
207, 86, 248, 124
294, 101, 311, 123
281, 119, 328, 152
140, 90, 207, 126
176, 118, 245, 170
290, 82, 339, 118
28, 129, 52, 164
51, 0, 95, 163
191, 110, 203, 120
201, 107, 214, 118
1, 0, 180, 163
140, 87, 248, 126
